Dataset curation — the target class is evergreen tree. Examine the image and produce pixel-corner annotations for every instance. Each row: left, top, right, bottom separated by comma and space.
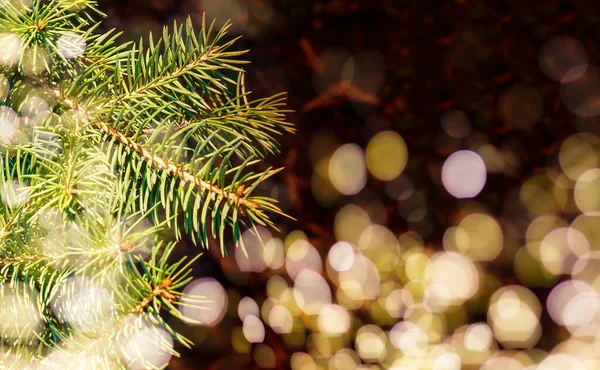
0, 0, 292, 368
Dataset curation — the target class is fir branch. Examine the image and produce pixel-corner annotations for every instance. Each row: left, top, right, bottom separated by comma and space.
95, 120, 258, 210
0, 3, 292, 366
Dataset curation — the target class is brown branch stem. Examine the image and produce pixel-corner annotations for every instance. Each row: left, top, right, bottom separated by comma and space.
94, 121, 258, 209
52, 77, 258, 211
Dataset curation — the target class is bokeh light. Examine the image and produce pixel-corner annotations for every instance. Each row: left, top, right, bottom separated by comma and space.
444, 213, 503, 261
121, 325, 173, 369
355, 325, 387, 362
0, 106, 19, 144
441, 150, 487, 198
546, 279, 599, 334
365, 130, 408, 181
243, 315, 265, 343
328, 143, 367, 195
182, 278, 227, 326
487, 286, 542, 349
539, 36, 588, 83
238, 297, 260, 321
0, 283, 43, 343
560, 66, 600, 117
0, 33, 24, 67
327, 241, 355, 272
428, 252, 479, 304
559, 133, 599, 180
318, 304, 351, 335
50, 277, 117, 334
293, 269, 332, 315
196, 0, 248, 35
574, 168, 600, 214
440, 109, 472, 138
56, 32, 87, 59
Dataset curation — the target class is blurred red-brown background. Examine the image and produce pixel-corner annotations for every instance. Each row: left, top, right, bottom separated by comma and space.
99, 1, 600, 369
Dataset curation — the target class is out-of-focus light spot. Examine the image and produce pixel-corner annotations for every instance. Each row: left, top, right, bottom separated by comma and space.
328, 241, 355, 272
311, 47, 353, 94
238, 297, 260, 321
397, 189, 428, 223
50, 277, 116, 334
571, 214, 600, 260
449, 213, 504, 261
547, 280, 599, 334
385, 174, 414, 201
0, 283, 43, 343
498, 84, 543, 130
254, 344, 276, 369
433, 352, 462, 370
358, 224, 401, 275
540, 36, 588, 83
121, 326, 173, 370
440, 110, 471, 138
0, 106, 19, 144
526, 215, 568, 243
539, 354, 586, 370
520, 174, 569, 215
266, 275, 288, 300
1, 181, 29, 210
442, 150, 487, 198
559, 133, 599, 180
385, 288, 414, 318
23, 45, 50, 76
0, 33, 24, 67
404, 252, 431, 281
262, 238, 285, 269
334, 204, 372, 246
560, 65, 600, 117
539, 227, 589, 275
20, 95, 51, 126
308, 129, 340, 165
481, 356, 525, 370
197, 0, 248, 35
389, 321, 428, 354
311, 156, 341, 206
428, 252, 479, 304
365, 130, 408, 181
514, 246, 558, 288
355, 325, 387, 362
572, 251, 600, 290
464, 323, 493, 351
286, 239, 322, 280
243, 315, 265, 343
338, 254, 380, 303
318, 304, 350, 335
347, 51, 386, 115
422, 284, 451, 313
476, 144, 505, 173
443, 226, 469, 253
293, 270, 331, 315
235, 227, 272, 273
267, 304, 293, 334
329, 349, 360, 370
328, 144, 367, 195
0, 0, 29, 11
488, 286, 542, 348
182, 278, 227, 326
574, 169, 600, 214
56, 32, 87, 59
290, 352, 316, 370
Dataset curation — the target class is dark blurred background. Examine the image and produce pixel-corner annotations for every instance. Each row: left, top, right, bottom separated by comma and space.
99, 1, 600, 369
